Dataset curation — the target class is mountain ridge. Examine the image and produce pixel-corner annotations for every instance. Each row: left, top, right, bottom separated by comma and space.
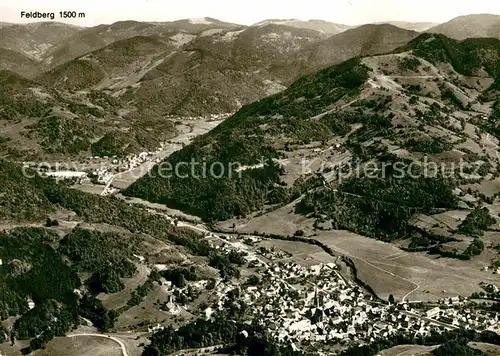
0, 21, 83, 62
427, 13, 500, 40
251, 19, 352, 35
374, 21, 439, 32
304, 24, 420, 72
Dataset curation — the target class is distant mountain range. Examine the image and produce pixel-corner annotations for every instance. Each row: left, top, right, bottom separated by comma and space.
2, 14, 498, 71
38, 24, 325, 116
39, 18, 245, 68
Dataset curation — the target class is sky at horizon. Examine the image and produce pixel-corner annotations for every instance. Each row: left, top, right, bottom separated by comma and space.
0, 0, 499, 27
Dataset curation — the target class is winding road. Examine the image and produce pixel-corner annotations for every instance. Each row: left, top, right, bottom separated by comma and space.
346, 253, 420, 303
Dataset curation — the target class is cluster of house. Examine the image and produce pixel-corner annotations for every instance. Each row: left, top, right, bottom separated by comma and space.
163, 112, 232, 121
258, 245, 293, 260
89, 167, 114, 184
206, 253, 499, 352
206, 261, 392, 349
141, 230, 500, 353
83, 150, 162, 194
90, 150, 157, 180
482, 265, 500, 274
424, 305, 499, 330
116, 150, 160, 171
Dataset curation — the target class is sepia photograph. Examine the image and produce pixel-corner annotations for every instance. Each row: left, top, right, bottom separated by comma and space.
0, 0, 499, 355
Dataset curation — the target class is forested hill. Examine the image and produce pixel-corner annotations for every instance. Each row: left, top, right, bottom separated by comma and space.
0, 69, 177, 160
0, 159, 228, 352
399, 34, 500, 77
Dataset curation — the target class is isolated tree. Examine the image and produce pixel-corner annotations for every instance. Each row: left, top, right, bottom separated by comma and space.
388, 294, 395, 304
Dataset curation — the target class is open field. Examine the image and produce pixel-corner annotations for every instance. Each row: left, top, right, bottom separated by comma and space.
468, 342, 500, 356
73, 183, 107, 195
256, 238, 337, 267
463, 179, 500, 199
73, 327, 149, 356
0, 340, 30, 356
33, 335, 123, 356
315, 230, 500, 302
411, 210, 470, 237
166, 346, 228, 356
108, 331, 150, 356
376, 344, 437, 356
375, 339, 500, 355
217, 198, 315, 237
118, 195, 203, 223
29, 326, 151, 356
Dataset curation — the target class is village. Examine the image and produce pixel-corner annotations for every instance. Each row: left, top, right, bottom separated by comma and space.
28, 115, 229, 197
144, 229, 500, 354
